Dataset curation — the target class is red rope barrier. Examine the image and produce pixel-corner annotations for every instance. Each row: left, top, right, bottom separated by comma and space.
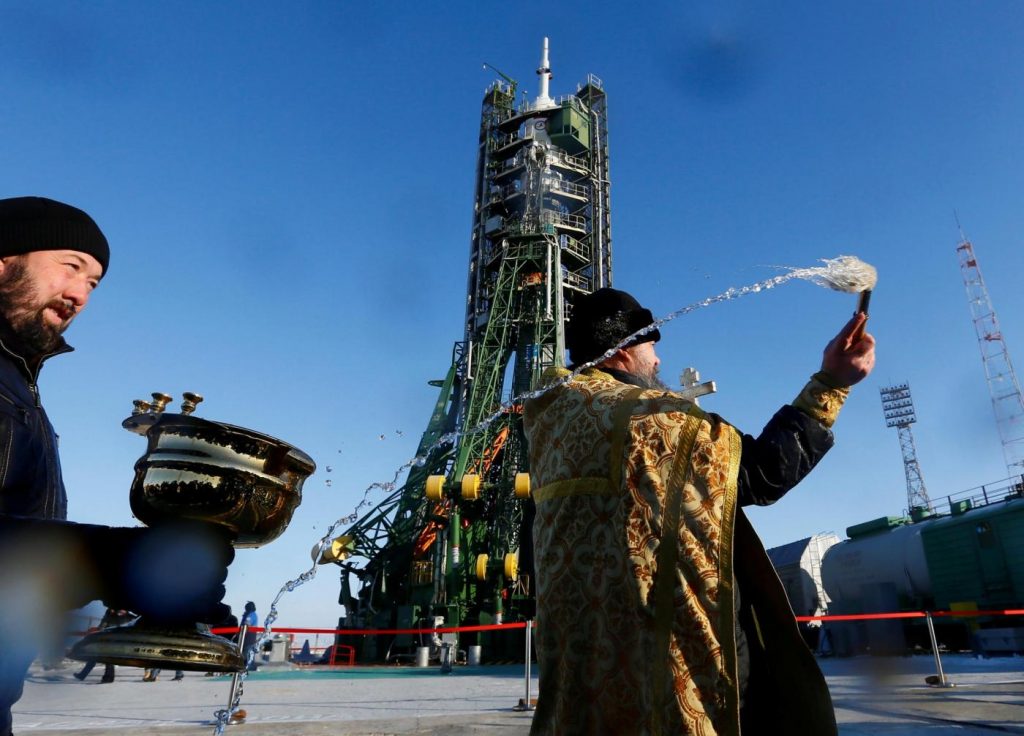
70, 609, 1023, 638
795, 608, 1024, 623
210, 622, 528, 637
932, 608, 1024, 618
796, 612, 925, 623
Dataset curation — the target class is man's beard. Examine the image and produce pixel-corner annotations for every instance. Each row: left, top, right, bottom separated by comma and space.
0, 261, 73, 359
634, 365, 670, 391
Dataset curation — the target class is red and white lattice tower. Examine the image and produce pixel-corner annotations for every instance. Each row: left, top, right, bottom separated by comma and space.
956, 234, 1024, 477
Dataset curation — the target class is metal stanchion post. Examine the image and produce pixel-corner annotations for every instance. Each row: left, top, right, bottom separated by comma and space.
525, 620, 532, 706
440, 642, 453, 674
224, 622, 249, 725
514, 620, 535, 712
925, 612, 955, 688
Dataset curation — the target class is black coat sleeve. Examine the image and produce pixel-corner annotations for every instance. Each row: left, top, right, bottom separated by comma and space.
727, 404, 835, 507
0, 515, 233, 623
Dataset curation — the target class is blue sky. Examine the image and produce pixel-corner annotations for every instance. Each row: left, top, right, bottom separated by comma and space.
3, 1, 1023, 627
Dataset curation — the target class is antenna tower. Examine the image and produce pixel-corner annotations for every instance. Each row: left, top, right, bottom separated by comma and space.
879, 383, 933, 513
956, 234, 1024, 476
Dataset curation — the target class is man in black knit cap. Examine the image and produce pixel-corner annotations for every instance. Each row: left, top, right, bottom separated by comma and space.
0, 196, 232, 735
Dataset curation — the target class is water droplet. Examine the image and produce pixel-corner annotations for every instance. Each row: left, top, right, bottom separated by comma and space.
326, 466, 333, 472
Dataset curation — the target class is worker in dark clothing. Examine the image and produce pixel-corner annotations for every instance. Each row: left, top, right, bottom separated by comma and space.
0, 197, 233, 735
240, 601, 260, 669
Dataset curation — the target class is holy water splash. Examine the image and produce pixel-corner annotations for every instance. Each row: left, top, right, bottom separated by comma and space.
792, 255, 877, 294
210, 254, 875, 733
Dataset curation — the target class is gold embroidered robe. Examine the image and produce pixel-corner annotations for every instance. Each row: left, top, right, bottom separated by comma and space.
524, 368, 839, 736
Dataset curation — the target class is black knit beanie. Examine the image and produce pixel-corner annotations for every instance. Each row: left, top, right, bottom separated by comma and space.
566, 287, 661, 365
0, 196, 109, 275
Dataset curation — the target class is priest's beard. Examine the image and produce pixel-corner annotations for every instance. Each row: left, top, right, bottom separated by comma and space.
634, 365, 669, 391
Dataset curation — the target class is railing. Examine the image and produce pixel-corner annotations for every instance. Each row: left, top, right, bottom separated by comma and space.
546, 148, 589, 172
938, 474, 1024, 514
562, 270, 591, 291
545, 178, 588, 199
497, 182, 523, 200
560, 235, 590, 262
491, 132, 522, 151
496, 154, 527, 175
516, 93, 586, 115
483, 80, 514, 97
540, 210, 587, 232
288, 641, 356, 667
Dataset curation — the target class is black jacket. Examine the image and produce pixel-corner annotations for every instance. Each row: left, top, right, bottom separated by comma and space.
0, 334, 233, 623
0, 336, 69, 520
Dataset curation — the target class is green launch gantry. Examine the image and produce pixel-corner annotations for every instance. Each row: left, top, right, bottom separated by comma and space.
327, 40, 613, 662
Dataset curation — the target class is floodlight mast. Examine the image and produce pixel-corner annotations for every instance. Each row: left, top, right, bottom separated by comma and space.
880, 383, 933, 514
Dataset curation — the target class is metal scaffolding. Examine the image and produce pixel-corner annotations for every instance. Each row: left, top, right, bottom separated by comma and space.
328, 39, 613, 661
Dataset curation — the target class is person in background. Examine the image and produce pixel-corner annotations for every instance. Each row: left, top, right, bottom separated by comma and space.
141, 667, 183, 682
240, 602, 259, 670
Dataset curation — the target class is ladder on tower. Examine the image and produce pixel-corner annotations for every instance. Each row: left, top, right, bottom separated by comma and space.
806, 536, 824, 615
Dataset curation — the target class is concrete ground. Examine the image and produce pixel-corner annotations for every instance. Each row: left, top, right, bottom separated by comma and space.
13, 654, 1024, 735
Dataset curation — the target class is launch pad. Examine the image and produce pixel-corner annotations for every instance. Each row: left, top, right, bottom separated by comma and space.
14, 655, 1024, 734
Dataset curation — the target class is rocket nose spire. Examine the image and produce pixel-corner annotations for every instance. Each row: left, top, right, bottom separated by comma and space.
534, 37, 555, 110
538, 37, 550, 75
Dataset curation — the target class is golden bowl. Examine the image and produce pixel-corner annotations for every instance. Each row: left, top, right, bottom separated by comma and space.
124, 412, 316, 547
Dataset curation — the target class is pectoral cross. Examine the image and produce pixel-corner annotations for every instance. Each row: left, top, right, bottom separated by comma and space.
679, 367, 717, 406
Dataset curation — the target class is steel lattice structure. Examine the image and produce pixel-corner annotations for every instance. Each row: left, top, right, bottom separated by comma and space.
880, 383, 933, 514
956, 236, 1024, 477
326, 40, 613, 661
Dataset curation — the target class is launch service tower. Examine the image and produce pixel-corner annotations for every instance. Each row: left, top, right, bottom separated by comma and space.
326, 40, 613, 662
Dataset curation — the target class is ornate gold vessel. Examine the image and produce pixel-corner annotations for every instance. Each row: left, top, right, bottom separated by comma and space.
69, 393, 315, 671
